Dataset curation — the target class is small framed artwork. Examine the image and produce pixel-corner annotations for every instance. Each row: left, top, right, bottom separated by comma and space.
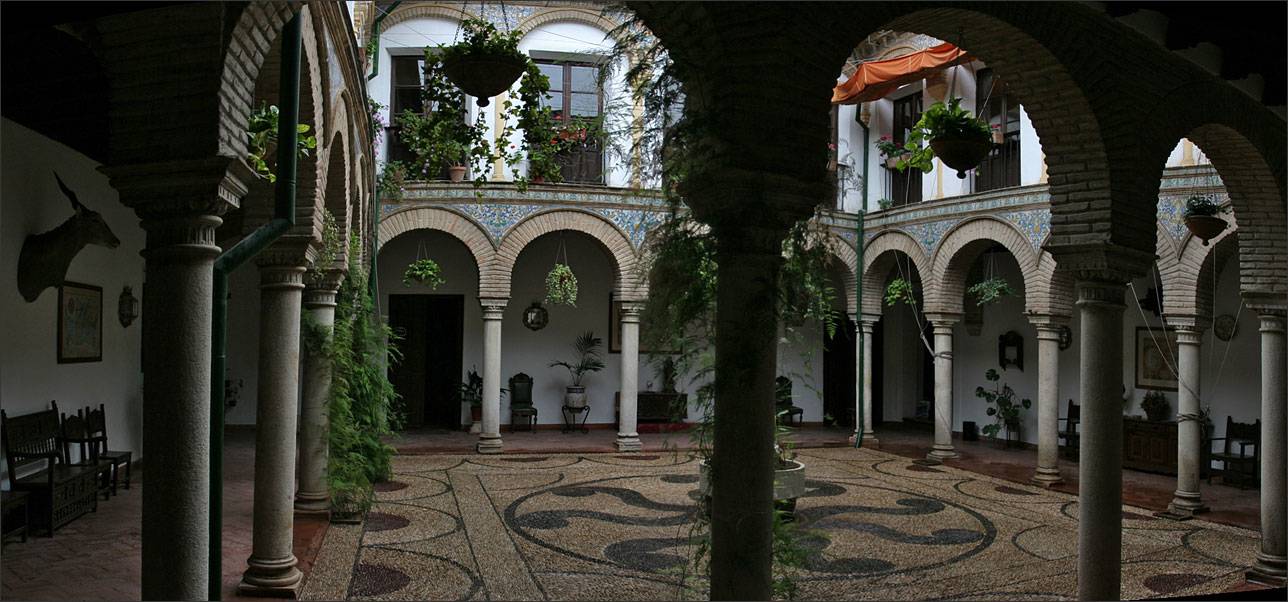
1134, 327, 1177, 391
58, 281, 103, 363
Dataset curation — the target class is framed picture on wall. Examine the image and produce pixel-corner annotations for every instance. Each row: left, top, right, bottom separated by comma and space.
58, 281, 103, 363
1134, 326, 1177, 391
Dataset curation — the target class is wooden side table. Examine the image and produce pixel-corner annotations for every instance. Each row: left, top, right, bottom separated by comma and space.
2, 490, 30, 545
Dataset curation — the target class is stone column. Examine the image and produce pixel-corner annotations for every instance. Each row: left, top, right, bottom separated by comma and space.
295, 268, 345, 514
617, 302, 643, 451
1248, 308, 1287, 586
105, 159, 246, 600
1031, 318, 1066, 486
1167, 321, 1208, 517
1075, 280, 1127, 601
858, 318, 879, 445
478, 298, 507, 454
926, 314, 960, 461
239, 248, 309, 594
239, 248, 309, 596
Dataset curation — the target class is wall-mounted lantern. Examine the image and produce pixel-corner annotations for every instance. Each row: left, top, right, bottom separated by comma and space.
999, 330, 1023, 371
118, 285, 139, 327
523, 302, 548, 331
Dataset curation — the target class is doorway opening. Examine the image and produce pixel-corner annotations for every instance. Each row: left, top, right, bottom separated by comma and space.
388, 294, 464, 430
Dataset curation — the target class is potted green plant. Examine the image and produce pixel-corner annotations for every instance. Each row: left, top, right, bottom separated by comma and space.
545, 263, 578, 306
440, 17, 527, 107
976, 368, 1031, 447
549, 331, 605, 409
898, 97, 993, 178
876, 198, 894, 211
245, 101, 318, 183
967, 276, 1016, 306
875, 134, 909, 169
885, 277, 917, 307
459, 368, 483, 426
1182, 194, 1228, 246
402, 258, 445, 288
1141, 390, 1170, 422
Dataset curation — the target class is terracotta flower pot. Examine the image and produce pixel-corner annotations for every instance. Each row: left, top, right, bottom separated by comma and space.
885, 155, 903, 169
930, 135, 993, 179
470, 405, 482, 423
448, 166, 467, 182
440, 53, 527, 107
1184, 215, 1227, 246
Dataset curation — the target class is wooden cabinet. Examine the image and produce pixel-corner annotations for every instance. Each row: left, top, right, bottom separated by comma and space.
1121, 418, 1211, 477
615, 392, 688, 425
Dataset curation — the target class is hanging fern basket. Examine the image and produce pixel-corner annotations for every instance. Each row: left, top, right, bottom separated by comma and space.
930, 135, 993, 179
1183, 215, 1227, 246
545, 263, 578, 307
441, 53, 527, 107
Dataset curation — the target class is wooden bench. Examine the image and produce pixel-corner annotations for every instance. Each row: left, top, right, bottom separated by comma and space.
1, 403, 99, 536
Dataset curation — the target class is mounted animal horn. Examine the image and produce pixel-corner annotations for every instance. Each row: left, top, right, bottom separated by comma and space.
16, 171, 121, 302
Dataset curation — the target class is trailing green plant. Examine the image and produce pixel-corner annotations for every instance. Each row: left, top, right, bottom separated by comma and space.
440, 17, 524, 65
306, 209, 344, 286
368, 97, 387, 146
325, 235, 403, 517
876, 198, 894, 210
545, 263, 578, 306
1183, 194, 1227, 217
402, 258, 445, 289
1141, 390, 1170, 421
885, 277, 917, 307
246, 101, 318, 183
378, 160, 407, 201
966, 276, 1016, 306
549, 331, 605, 387
897, 97, 990, 173
975, 368, 1031, 439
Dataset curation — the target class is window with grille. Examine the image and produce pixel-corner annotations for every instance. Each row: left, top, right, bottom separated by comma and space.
386, 55, 470, 179
891, 93, 922, 205
536, 60, 604, 184
974, 68, 1021, 192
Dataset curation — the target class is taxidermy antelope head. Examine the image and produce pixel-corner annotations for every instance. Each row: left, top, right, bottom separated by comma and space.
17, 172, 120, 302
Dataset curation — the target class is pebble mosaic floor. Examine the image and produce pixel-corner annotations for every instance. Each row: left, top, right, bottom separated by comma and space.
301, 447, 1264, 601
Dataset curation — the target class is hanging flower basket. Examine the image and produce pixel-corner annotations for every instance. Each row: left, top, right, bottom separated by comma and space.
930, 136, 993, 179
440, 18, 527, 108
1183, 215, 1227, 245
545, 263, 578, 307
403, 258, 445, 289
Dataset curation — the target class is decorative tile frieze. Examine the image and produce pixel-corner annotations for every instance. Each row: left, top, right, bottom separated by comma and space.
999, 208, 1051, 251
903, 219, 960, 254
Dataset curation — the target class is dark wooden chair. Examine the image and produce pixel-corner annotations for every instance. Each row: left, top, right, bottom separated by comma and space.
775, 376, 803, 427
1208, 417, 1259, 489
509, 373, 537, 432
1, 402, 98, 536
59, 411, 113, 501
83, 404, 132, 494
1058, 399, 1080, 460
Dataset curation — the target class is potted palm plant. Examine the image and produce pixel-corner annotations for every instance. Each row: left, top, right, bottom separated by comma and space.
550, 331, 605, 409
459, 368, 483, 426
1182, 194, 1228, 246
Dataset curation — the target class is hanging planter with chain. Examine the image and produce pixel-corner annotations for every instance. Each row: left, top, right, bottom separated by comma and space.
966, 248, 1016, 306
897, 39, 996, 179
403, 241, 446, 288
1181, 194, 1229, 246
440, 15, 526, 107
545, 238, 577, 306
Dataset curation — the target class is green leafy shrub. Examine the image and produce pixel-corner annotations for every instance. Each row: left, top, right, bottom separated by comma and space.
1141, 390, 1170, 421
545, 263, 578, 306
885, 277, 917, 307
966, 276, 1016, 306
897, 97, 990, 173
975, 368, 1031, 439
378, 161, 407, 201
402, 258, 445, 289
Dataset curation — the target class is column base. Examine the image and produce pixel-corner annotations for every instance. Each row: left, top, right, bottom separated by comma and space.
615, 435, 642, 452
477, 435, 503, 454
239, 555, 302, 598
1246, 553, 1287, 587
1030, 468, 1064, 487
927, 446, 959, 461
469, 422, 482, 434
1161, 492, 1208, 519
849, 433, 880, 448
293, 493, 330, 515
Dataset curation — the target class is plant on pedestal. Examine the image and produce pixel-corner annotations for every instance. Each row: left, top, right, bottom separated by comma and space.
976, 368, 1031, 447
549, 331, 605, 409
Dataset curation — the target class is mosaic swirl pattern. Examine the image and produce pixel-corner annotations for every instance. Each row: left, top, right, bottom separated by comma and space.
302, 447, 1265, 601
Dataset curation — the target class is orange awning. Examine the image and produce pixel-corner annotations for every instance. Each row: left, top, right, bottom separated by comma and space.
832, 42, 973, 105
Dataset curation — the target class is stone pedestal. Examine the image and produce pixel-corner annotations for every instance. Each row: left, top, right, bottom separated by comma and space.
1248, 310, 1287, 586
858, 319, 878, 446
1075, 281, 1127, 601
1032, 319, 1065, 486
239, 252, 308, 596
616, 303, 643, 452
1167, 322, 1208, 517
295, 269, 344, 514
926, 315, 960, 460
478, 299, 507, 454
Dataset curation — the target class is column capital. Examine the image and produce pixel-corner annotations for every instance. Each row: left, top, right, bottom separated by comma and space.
620, 302, 644, 322
1075, 280, 1126, 308
102, 157, 254, 221
925, 312, 961, 328
1028, 313, 1070, 330
480, 297, 508, 319
303, 267, 346, 308
1257, 312, 1286, 334
1045, 242, 1154, 284
1168, 314, 1211, 338
1242, 291, 1288, 316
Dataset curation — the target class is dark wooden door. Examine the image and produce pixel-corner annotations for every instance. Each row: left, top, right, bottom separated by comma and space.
823, 312, 856, 427
388, 294, 464, 430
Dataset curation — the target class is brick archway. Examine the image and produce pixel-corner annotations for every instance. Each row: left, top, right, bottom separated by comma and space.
517, 8, 623, 41
926, 217, 1041, 315
1159, 224, 1240, 319
831, 239, 860, 316
378, 206, 497, 296
861, 230, 932, 316
493, 209, 644, 302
